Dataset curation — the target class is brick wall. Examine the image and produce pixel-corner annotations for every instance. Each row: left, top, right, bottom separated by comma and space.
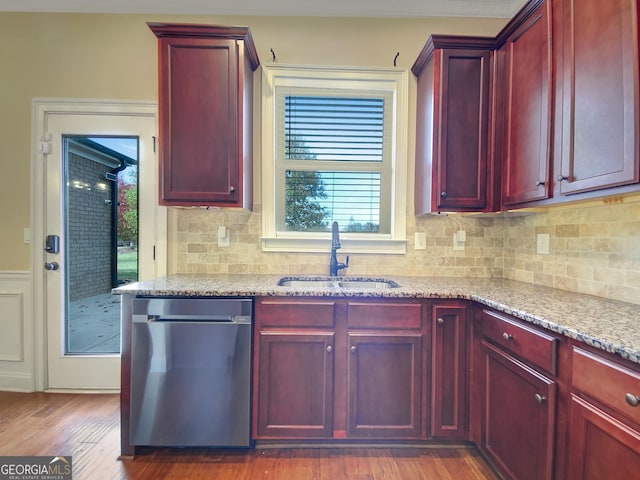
67, 152, 113, 301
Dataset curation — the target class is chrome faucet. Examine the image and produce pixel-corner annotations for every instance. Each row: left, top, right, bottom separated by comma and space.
329, 221, 349, 276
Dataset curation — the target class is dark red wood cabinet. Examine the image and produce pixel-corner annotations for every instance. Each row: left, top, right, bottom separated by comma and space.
149, 23, 259, 208
253, 298, 336, 438
253, 297, 427, 440
500, 1, 553, 207
431, 301, 469, 440
555, 0, 640, 196
347, 332, 423, 438
566, 346, 640, 479
413, 37, 493, 213
476, 308, 558, 480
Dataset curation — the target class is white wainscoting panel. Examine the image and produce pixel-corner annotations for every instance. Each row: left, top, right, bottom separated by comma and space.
0, 272, 34, 391
0, 292, 24, 361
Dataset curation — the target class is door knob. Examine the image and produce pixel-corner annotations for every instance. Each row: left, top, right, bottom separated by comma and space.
44, 261, 59, 271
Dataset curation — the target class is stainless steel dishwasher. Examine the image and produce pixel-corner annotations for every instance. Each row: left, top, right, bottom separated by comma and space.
130, 297, 252, 447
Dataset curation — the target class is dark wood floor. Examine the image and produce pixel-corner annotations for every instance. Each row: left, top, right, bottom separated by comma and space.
0, 392, 498, 479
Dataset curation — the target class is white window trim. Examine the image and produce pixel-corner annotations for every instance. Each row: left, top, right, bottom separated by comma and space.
261, 64, 408, 254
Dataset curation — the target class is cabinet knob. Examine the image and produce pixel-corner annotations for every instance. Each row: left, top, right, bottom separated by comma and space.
534, 393, 547, 404
440, 191, 447, 198
557, 175, 569, 182
350, 345, 357, 354
535, 180, 545, 187
502, 332, 513, 341
625, 393, 640, 407
437, 317, 444, 325
229, 185, 236, 192
326, 345, 333, 353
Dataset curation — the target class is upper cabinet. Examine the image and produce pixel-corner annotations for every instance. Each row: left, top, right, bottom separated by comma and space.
499, 1, 553, 207
413, 37, 494, 213
413, 0, 640, 212
554, 0, 640, 196
148, 23, 259, 208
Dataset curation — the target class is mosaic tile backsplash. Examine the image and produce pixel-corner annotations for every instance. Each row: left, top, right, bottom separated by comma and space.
172, 197, 640, 305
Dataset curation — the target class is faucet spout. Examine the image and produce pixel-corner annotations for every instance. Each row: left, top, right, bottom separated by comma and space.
329, 221, 349, 276
331, 221, 341, 249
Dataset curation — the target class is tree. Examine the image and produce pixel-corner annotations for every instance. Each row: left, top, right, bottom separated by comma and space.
117, 172, 138, 244
284, 136, 329, 231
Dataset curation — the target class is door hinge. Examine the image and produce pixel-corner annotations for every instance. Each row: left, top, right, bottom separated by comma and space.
152, 136, 158, 153
153, 245, 156, 261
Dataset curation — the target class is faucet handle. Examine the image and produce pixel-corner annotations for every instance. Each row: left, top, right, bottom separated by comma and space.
344, 255, 349, 267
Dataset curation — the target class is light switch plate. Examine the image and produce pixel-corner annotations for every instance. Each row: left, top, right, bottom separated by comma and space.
415, 232, 426, 250
537, 233, 550, 255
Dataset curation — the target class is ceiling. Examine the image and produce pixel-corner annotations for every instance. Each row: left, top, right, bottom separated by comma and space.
0, 0, 527, 18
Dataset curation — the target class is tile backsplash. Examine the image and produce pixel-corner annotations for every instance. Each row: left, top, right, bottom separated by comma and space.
502, 197, 640, 305
172, 196, 640, 305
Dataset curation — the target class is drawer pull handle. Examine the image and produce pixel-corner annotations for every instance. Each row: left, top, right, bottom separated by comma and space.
326, 345, 333, 353
625, 393, 640, 407
350, 346, 357, 353
437, 317, 445, 325
534, 393, 547, 404
502, 332, 513, 341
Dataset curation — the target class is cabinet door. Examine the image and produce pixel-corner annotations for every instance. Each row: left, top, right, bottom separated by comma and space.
158, 36, 240, 205
557, 0, 640, 194
502, 2, 552, 206
256, 331, 334, 438
347, 333, 422, 438
436, 49, 491, 210
432, 302, 468, 439
481, 341, 556, 480
567, 394, 640, 480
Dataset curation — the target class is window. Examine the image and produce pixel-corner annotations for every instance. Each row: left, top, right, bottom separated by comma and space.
262, 65, 408, 253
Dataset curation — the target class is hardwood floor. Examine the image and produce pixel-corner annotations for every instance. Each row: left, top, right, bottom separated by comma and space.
0, 392, 497, 479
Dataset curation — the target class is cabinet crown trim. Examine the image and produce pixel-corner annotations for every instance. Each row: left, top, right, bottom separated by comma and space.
147, 22, 260, 70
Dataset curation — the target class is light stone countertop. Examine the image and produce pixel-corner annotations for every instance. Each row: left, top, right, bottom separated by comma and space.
114, 274, 640, 365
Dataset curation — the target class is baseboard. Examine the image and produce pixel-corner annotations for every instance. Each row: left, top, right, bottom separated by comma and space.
0, 371, 35, 392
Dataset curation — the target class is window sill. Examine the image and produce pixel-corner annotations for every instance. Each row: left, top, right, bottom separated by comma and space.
261, 236, 407, 254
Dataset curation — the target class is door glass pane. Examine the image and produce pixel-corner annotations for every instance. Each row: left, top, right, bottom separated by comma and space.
64, 136, 138, 354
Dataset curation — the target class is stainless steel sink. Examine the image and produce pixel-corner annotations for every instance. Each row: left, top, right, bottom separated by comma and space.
277, 277, 399, 289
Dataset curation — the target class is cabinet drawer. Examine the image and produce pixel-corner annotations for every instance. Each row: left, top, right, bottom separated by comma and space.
347, 301, 423, 329
480, 309, 557, 375
572, 346, 640, 426
256, 298, 336, 328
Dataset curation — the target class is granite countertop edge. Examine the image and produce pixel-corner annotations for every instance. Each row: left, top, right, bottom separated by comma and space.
113, 274, 640, 365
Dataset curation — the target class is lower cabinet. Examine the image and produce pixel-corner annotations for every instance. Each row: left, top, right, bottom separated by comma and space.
347, 332, 422, 438
476, 308, 558, 480
256, 331, 334, 438
566, 345, 640, 479
567, 395, 640, 479
431, 301, 469, 439
254, 297, 427, 440
481, 341, 556, 480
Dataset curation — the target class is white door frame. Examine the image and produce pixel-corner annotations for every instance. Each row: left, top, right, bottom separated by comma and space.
31, 99, 166, 391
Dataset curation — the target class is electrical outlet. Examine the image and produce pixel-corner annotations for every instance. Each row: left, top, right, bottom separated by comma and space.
415, 232, 426, 250
453, 230, 466, 251
537, 233, 550, 255
218, 225, 230, 247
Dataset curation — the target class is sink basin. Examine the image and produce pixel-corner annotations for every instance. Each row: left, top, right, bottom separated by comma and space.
277, 277, 399, 289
